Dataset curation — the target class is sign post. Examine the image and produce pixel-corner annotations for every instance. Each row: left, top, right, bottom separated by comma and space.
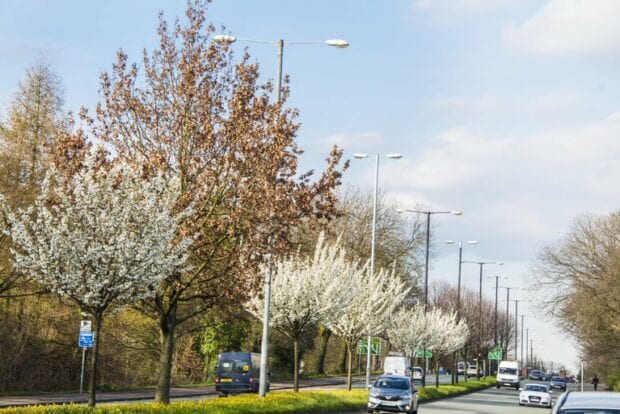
78, 321, 94, 394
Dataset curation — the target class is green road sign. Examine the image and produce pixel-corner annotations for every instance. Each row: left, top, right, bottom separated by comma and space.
357, 337, 382, 355
488, 347, 503, 360
415, 349, 432, 358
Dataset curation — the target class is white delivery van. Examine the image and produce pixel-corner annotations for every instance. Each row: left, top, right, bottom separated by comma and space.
496, 360, 520, 389
383, 356, 412, 378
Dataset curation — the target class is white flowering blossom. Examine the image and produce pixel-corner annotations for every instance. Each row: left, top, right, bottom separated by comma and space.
388, 307, 469, 356
322, 259, 410, 389
247, 233, 353, 391
1, 155, 193, 314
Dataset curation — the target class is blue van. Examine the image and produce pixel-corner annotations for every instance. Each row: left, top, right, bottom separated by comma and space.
215, 352, 269, 395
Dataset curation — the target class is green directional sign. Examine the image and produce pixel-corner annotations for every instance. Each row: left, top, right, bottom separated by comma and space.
357, 337, 382, 355
415, 349, 432, 358
488, 347, 503, 360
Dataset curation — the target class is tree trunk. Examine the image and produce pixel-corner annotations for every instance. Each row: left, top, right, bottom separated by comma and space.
293, 338, 299, 392
435, 357, 440, 388
155, 303, 178, 404
338, 340, 347, 374
346, 342, 353, 391
315, 325, 331, 375
88, 311, 103, 407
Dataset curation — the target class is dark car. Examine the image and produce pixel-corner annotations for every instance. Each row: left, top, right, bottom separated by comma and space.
214, 352, 268, 396
367, 374, 419, 414
552, 391, 620, 414
529, 369, 544, 380
550, 376, 567, 390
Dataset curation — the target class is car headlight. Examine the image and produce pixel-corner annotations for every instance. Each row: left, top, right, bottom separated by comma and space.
370, 392, 380, 398
401, 391, 412, 400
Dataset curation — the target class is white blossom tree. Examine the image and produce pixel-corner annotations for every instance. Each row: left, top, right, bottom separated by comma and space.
0, 155, 192, 406
388, 307, 468, 388
426, 309, 469, 387
387, 307, 432, 357
247, 233, 351, 391
323, 262, 410, 390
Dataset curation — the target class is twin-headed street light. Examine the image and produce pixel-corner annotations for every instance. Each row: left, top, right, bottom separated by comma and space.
445, 240, 478, 384
354, 152, 402, 388
213, 35, 349, 103
214, 33, 349, 398
461, 260, 503, 380
396, 208, 462, 387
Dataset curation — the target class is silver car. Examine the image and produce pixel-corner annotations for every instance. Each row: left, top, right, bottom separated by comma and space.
367, 374, 419, 414
552, 391, 620, 414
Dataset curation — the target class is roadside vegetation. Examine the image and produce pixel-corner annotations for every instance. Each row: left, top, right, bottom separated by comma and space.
0, 379, 496, 414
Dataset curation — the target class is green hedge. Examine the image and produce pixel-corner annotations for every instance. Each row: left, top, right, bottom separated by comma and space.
1, 379, 496, 414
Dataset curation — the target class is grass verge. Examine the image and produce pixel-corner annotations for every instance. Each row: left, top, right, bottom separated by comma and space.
0, 379, 496, 413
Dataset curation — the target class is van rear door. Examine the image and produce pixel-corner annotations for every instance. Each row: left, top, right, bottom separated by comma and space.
217, 356, 252, 392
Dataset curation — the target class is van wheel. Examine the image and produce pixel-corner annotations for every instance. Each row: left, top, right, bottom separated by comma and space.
496, 384, 500, 389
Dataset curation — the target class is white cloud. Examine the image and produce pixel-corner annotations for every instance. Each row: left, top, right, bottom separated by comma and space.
316, 132, 385, 153
430, 92, 583, 120
412, 0, 515, 22
504, 0, 620, 58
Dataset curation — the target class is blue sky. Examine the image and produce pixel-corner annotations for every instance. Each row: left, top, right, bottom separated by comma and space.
3, 0, 620, 371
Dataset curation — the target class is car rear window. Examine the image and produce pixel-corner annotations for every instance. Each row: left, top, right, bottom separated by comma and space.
219, 359, 250, 374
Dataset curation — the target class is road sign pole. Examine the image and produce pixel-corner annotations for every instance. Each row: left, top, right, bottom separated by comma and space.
79, 347, 87, 394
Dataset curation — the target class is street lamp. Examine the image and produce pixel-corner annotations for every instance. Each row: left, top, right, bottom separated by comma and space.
486, 275, 508, 375
355, 152, 402, 388
461, 260, 502, 380
520, 315, 529, 369
213, 35, 349, 103
498, 286, 512, 358
396, 208, 462, 386
214, 33, 349, 399
446, 240, 478, 384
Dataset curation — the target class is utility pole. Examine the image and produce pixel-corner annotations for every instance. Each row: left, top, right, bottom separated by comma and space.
514, 300, 518, 364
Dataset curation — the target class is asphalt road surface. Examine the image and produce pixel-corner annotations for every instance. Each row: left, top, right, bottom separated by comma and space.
352, 378, 586, 414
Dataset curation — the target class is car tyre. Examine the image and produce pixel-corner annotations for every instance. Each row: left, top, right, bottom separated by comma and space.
367, 410, 373, 413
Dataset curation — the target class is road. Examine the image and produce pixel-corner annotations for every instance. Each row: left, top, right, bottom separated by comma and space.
353, 379, 584, 414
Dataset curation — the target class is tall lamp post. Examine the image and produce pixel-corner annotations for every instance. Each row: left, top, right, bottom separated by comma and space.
461, 260, 503, 380
396, 208, 462, 386
446, 240, 478, 384
355, 152, 402, 388
214, 34, 349, 399
520, 315, 528, 369
487, 275, 508, 374
498, 287, 512, 358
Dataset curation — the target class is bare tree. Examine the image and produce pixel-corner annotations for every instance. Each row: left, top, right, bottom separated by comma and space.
533, 212, 620, 383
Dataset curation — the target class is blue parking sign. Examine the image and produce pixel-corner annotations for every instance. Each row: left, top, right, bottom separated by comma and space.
79, 331, 94, 348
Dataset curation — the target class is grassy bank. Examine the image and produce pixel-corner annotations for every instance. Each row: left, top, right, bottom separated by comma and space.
1, 379, 496, 413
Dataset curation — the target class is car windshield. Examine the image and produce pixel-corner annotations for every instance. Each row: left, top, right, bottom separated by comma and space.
524, 384, 548, 392
500, 367, 518, 375
552, 377, 564, 381
374, 378, 410, 389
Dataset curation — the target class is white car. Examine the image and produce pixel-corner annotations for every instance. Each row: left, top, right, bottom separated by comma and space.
519, 383, 553, 408
412, 366, 424, 381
